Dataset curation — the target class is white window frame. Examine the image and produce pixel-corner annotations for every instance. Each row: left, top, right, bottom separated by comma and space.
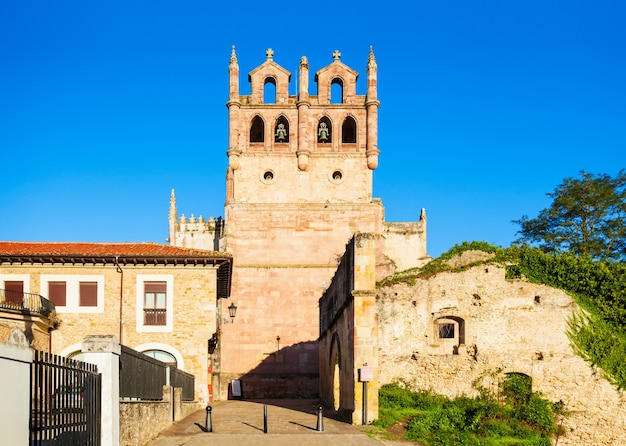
136, 274, 174, 333
39, 275, 104, 313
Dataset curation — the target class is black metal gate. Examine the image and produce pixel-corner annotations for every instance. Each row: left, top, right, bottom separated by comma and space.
30, 350, 101, 445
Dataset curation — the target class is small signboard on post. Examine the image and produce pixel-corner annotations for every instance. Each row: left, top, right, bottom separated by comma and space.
359, 366, 373, 382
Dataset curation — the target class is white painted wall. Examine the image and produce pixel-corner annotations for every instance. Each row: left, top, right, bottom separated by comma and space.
0, 340, 32, 445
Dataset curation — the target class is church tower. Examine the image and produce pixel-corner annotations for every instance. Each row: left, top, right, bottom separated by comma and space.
169, 47, 429, 400
214, 47, 427, 399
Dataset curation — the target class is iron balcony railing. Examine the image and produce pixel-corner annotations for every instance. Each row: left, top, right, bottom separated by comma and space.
0, 289, 55, 317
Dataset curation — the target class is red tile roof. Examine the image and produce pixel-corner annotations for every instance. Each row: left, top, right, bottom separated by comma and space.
0, 242, 232, 298
0, 242, 230, 259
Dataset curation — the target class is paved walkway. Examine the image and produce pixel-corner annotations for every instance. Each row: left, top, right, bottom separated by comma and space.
145, 399, 405, 446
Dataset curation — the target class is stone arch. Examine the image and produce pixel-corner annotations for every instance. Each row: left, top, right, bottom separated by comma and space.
263, 76, 277, 104
341, 115, 357, 144
434, 315, 465, 354
501, 372, 533, 407
317, 116, 332, 145
330, 333, 341, 411
250, 115, 265, 143
330, 77, 344, 104
59, 343, 84, 360
134, 342, 185, 371
142, 349, 177, 367
274, 115, 290, 143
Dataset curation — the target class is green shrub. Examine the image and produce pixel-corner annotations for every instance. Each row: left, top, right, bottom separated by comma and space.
378, 379, 560, 445
501, 373, 532, 408
515, 394, 557, 435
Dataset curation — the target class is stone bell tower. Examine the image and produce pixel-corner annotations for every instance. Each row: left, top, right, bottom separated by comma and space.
212, 46, 428, 399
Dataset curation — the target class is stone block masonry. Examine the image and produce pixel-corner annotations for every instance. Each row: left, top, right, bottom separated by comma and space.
377, 263, 626, 445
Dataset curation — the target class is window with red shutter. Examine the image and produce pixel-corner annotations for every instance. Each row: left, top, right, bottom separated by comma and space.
79, 282, 98, 307
4, 281, 24, 306
48, 282, 67, 306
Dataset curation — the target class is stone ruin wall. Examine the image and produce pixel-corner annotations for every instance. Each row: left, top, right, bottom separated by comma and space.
319, 233, 379, 425
376, 263, 626, 445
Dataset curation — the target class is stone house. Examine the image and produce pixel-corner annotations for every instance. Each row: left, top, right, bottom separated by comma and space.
0, 241, 232, 403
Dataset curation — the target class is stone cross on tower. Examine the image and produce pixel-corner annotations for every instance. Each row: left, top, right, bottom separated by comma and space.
332, 49, 341, 60
266, 48, 274, 60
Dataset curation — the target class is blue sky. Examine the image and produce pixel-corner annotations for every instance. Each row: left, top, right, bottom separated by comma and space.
1, 1, 624, 258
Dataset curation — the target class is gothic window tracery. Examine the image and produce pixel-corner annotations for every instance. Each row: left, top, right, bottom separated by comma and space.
250, 115, 265, 143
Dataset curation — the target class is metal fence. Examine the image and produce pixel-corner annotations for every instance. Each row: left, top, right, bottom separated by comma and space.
119, 345, 195, 402
119, 345, 167, 400
170, 366, 195, 401
30, 350, 101, 446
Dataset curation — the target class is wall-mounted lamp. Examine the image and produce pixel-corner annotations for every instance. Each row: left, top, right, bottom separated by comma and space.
219, 302, 238, 325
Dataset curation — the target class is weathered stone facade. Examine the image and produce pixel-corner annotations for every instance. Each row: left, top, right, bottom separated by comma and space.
376, 260, 626, 445
0, 243, 232, 404
170, 48, 430, 399
319, 233, 379, 425
0, 310, 54, 351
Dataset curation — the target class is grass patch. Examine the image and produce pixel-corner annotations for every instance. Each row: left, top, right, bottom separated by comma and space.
374, 381, 562, 446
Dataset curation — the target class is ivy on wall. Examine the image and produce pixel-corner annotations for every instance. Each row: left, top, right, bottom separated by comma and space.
378, 241, 626, 390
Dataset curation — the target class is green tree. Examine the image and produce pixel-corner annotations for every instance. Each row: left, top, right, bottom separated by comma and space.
514, 170, 626, 260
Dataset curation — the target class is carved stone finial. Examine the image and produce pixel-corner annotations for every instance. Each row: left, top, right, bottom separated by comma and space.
198, 215, 205, 223
266, 48, 274, 60
368, 45, 376, 67
300, 56, 308, 67
190, 214, 196, 223
229, 45, 238, 68
332, 49, 341, 60
180, 214, 187, 223
420, 208, 427, 220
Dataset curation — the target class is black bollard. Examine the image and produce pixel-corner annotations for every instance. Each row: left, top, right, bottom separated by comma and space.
316, 405, 324, 432
263, 404, 268, 433
205, 405, 213, 433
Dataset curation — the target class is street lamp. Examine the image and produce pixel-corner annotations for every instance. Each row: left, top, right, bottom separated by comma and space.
220, 302, 237, 325
209, 303, 237, 353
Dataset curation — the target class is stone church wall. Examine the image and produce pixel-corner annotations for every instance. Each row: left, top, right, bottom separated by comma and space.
319, 233, 379, 425
377, 264, 626, 445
